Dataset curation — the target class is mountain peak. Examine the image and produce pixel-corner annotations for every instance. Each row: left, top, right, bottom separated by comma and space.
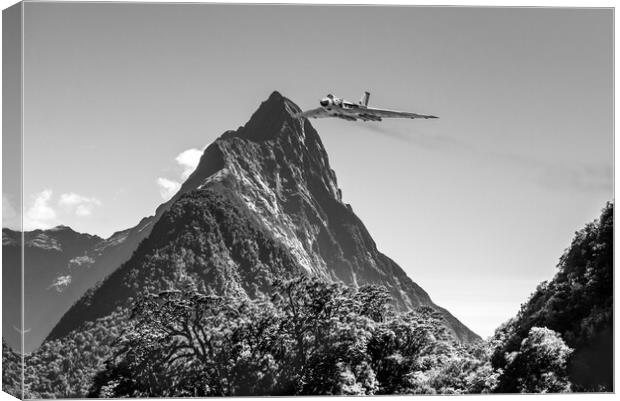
46, 90, 479, 346
237, 91, 303, 142
49, 225, 73, 232
267, 90, 285, 102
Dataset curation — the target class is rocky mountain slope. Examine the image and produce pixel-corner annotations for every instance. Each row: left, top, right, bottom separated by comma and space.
47, 91, 478, 344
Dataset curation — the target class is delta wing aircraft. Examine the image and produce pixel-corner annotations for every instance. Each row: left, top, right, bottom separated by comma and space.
296, 92, 438, 122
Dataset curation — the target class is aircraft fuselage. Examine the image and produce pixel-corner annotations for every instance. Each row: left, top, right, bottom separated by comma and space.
319, 95, 382, 122
296, 92, 437, 121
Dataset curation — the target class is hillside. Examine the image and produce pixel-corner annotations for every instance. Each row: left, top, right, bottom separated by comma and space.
3, 218, 156, 353
3, 226, 101, 352
492, 202, 613, 392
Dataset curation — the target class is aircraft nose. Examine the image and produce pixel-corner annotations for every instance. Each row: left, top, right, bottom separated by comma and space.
320, 98, 329, 107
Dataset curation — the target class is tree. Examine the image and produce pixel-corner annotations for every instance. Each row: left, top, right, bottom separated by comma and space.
2, 340, 22, 399
497, 327, 572, 393
268, 277, 386, 394
90, 288, 284, 397
491, 202, 613, 392
366, 306, 459, 394
89, 277, 491, 397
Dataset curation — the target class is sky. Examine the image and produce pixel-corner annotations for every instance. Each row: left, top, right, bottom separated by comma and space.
4, 3, 613, 338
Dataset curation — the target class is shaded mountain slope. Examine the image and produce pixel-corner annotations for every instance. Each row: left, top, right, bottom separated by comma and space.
48, 91, 479, 344
3, 217, 156, 353
3, 226, 101, 352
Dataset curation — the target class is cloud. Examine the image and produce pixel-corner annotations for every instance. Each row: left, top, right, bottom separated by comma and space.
176, 148, 203, 180
155, 147, 205, 200
59, 193, 102, 217
48, 275, 72, 293
68, 255, 95, 269
156, 177, 181, 201
24, 189, 57, 230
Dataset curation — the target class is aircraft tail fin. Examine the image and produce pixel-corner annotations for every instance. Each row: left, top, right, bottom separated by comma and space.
359, 91, 370, 107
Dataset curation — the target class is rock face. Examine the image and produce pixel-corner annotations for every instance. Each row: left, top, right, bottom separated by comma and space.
48, 91, 479, 344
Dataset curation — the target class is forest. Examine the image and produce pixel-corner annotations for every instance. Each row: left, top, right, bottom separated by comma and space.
2, 202, 613, 397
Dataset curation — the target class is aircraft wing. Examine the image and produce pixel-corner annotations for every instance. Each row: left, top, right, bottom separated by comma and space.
361, 107, 438, 119
295, 107, 329, 119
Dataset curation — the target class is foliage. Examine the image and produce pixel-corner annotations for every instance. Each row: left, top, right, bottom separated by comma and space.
88, 277, 496, 397
405, 340, 500, 394
2, 340, 22, 398
27, 188, 498, 398
49, 188, 302, 343
491, 202, 613, 392
499, 327, 572, 393
24, 200, 613, 397
21, 308, 129, 398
